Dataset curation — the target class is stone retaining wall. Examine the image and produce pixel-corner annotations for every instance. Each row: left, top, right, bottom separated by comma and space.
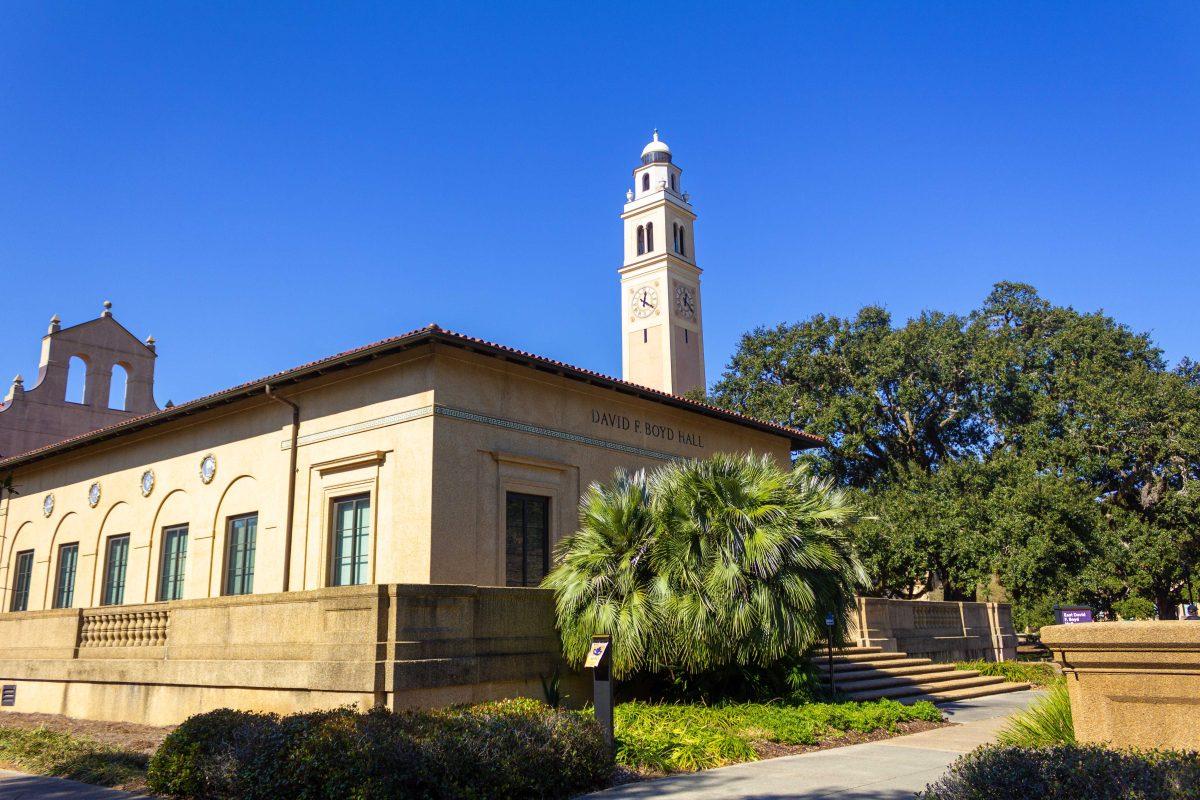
0, 583, 582, 726
849, 597, 1017, 662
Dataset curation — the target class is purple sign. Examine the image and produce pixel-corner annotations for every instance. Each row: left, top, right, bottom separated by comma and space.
1056, 607, 1093, 624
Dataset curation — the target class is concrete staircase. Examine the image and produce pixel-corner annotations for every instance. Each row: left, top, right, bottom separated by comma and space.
816, 646, 1031, 704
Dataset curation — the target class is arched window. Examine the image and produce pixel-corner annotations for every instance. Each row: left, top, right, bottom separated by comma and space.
672, 223, 679, 253
678, 227, 686, 257
66, 356, 88, 404
646, 222, 654, 252
670, 174, 676, 191
641, 173, 649, 192
109, 363, 129, 410
636, 225, 645, 255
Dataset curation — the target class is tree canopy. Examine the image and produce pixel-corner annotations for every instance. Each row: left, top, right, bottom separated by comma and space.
709, 282, 1200, 624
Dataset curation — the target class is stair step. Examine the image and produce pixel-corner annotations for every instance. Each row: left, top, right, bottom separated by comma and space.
830, 652, 912, 662
897, 682, 1033, 705
829, 669, 979, 692
819, 662, 946, 681
817, 657, 933, 674
841, 675, 1007, 702
829, 646, 883, 656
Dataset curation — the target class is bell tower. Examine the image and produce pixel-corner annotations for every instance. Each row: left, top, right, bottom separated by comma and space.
619, 131, 705, 396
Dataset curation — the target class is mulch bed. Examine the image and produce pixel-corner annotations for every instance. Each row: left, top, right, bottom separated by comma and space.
0, 711, 174, 756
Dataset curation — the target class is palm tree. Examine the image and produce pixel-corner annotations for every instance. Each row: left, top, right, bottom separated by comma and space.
541, 469, 663, 678
544, 454, 867, 679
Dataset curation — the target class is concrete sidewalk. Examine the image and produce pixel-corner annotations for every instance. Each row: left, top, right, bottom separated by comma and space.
590, 690, 1043, 800
0, 770, 150, 799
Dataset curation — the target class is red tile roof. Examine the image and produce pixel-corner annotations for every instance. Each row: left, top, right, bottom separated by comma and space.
0, 325, 822, 469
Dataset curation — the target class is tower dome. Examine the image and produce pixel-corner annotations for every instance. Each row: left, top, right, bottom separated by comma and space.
640, 129, 672, 164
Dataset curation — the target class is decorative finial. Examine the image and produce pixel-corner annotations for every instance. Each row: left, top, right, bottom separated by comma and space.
12, 375, 23, 387
145, 335, 156, 351
626, 189, 633, 202
102, 300, 113, 318
48, 314, 61, 334
653, 128, 660, 141
165, 399, 175, 408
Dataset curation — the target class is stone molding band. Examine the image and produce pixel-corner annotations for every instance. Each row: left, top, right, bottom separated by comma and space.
283, 404, 680, 462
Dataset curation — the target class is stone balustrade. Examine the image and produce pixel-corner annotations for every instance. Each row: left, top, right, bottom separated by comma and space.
79, 606, 169, 648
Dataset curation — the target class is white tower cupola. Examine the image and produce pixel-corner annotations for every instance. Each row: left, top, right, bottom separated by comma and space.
619, 131, 705, 396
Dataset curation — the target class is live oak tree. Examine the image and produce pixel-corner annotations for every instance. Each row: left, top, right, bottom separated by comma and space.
709, 282, 1200, 621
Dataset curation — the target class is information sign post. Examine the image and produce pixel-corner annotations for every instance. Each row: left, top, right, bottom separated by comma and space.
586, 635, 614, 751
825, 612, 837, 696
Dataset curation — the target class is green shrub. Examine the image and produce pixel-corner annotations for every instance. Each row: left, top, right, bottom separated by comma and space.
918, 745, 1200, 800
147, 699, 611, 800
0, 725, 148, 789
954, 659, 1060, 687
615, 699, 941, 772
1112, 595, 1157, 620
997, 681, 1075, 747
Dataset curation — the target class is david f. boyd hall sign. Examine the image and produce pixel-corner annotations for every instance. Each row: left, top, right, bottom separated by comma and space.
591, 409, 705, 449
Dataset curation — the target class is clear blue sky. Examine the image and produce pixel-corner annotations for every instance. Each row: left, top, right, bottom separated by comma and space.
2, 3, 1197, 405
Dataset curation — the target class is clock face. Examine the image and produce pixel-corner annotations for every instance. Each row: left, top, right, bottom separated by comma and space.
200, 454, 217, 484
141, 469, 156, 497
88, 482, 101, 508
42, 493, 55, 518
675, 285, 697, 320
632, 286, 659, 318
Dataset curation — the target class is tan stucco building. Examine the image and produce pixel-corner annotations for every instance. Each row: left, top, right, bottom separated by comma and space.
0, 325, 813, 614
0, 134, 832, 722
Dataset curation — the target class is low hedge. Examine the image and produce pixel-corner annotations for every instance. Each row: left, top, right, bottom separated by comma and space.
615, 698, 943, 772
147, 699, 611, 800
918, 745, 1200, 800
953, 659, 1060, 687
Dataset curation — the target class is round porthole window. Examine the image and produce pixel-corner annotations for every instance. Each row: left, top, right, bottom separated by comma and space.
200, 454, 217, 484
88, 482, 101, 508
140, 469, 156, 497
42, 493, 55, 518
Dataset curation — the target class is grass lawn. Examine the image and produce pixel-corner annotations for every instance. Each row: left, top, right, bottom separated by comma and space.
953, 659, 1061, 687
614, 698, 945, 774
0, 712, 170, 793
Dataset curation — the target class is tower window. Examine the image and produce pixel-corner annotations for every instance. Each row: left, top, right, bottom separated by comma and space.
636, 225, 645, 255
685, 329, 689, 344
673, 224, 679, 253
641, 173, 649, 192
679, 228, 686, 257
670, 174, 676, 191
646, 222, 654, 252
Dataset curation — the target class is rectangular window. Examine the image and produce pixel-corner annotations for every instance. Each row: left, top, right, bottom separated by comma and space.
224, 514, 257, 596
505, 492, 550, 587
331, 494, 370, 587
9, 550, 33, 612
53, 543, 79, 609
102, 535, 129, 606
158, 525, 189, 601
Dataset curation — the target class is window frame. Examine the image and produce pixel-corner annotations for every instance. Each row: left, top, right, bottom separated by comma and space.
9, 549, 34, 612
505, 492, 551, 588
53, 542, 79, 609
157, 524, 189, 602
330, 493, 371, 587
223, 513, 258, 596
101, 534, 130, 606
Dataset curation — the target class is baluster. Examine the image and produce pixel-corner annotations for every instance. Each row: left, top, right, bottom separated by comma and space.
136, 612, 147, 646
